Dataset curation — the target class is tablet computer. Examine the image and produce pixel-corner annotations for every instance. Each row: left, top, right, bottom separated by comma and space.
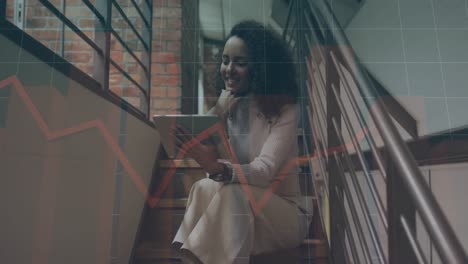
153, 114, 221, 158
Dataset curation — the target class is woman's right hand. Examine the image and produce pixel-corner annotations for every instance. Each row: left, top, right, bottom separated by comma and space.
171, 125, 223, 175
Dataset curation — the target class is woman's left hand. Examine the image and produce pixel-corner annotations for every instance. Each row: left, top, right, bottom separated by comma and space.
172, 125, 222, 174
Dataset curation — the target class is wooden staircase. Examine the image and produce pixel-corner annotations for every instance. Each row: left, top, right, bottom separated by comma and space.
133, 150, 329, 263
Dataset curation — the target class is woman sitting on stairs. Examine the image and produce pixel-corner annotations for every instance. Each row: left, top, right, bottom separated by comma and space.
172, 20, 312, 264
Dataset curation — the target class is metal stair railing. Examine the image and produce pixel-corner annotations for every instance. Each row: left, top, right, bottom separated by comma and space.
284, 0, 468, 263
1, 0, 153, 118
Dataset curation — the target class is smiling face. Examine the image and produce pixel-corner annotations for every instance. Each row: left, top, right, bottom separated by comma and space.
220, 36, 251, 95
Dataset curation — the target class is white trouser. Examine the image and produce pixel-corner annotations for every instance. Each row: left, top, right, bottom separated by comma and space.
173, 178, 308, 264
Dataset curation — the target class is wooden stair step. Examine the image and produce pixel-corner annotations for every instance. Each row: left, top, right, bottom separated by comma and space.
140, 198, 323, 255
156, 159, 205, 198
135, 244, 181, 264
134, 239, 328, 264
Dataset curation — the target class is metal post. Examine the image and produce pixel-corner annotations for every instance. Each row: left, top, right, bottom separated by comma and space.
60, 0, 66, 57
13, 0, 25, 29
142, 0, 153, 117
93, 0, 111, 91
387, 157, 418, 264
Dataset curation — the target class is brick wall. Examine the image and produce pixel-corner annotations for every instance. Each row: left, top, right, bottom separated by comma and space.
5, 0, 14, 22
5, 0, 184, 116
151, 0, 182, 115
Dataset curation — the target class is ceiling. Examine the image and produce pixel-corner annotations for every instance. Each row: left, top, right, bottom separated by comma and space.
198, 0, 363, 41
199, 0, 276, 41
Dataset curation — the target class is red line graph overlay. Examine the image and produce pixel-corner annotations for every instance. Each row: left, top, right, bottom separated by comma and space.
0, 75, 149, 199
1, 75, 370, 216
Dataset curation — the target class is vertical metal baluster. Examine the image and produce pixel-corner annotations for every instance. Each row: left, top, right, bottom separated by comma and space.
331, 83, 388, 231
330, 51, 387, 182
333, 178, 372, 264
305, 79, 330, 193
305, 58, 328, 138
387, 161, 418, 264
400, 216, 428, 264
332, 118, 387, 264
93, 0, 111, 91
141, 0, 152, 117
60, 0, 65, 57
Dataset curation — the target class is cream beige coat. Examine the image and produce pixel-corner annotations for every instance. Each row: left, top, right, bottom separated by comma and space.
173, 90, 313, 264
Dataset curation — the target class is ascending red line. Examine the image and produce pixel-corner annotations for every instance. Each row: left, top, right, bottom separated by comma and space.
1, 75, 370, 215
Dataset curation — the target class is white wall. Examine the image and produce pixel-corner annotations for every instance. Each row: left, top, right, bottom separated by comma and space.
0, 34, 161, 264
417, 163, 468, 263
345, 0, 468, 135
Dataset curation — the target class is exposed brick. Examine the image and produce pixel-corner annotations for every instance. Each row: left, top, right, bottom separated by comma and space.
48, 41, 61, 51
47, 18, 63, 28
152, 41, 165, 52
152, 98, 179, 109
129, 74, 142, 84
124, 87, 142, 97
79, 18, 96, 28
65, 52, 93, 63
66, 6, 92, 17
167, 0, 181, 7
166, 18, 181, 29
112, 18, 128, 30
64, 30, 94, 40
167, 63, 180, 75
109, 75, 123, 86
123, 53, 139, 65
110, 86, 123, 96
167, 87, 181, 98
151, 87, 168, 98
6, 7, 14, 20
152, 108, 178, 115
152, 18, 166, 29
151, 64, 166, 75
26, 18, 47, 28
154, 0, 167, 8
154, 8, 181, 18
31, 7, 47, 16
134, 51, 142, 60
166, 41, 181, 52
17, 0, 185, 115
64, 41, 91, 52
67, 0, 85, 4
31, 30, 60, 40
158, 30, 181, 41
152, 52, 179, 63
153, 76, 180, 86
126, 64, 140, 74
111, 51, 123, 62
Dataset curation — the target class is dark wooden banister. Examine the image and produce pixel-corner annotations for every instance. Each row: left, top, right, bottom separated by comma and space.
365, 68, 418, 139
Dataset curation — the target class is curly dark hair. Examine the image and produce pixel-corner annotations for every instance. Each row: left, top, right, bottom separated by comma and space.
218, 20, 298, 118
